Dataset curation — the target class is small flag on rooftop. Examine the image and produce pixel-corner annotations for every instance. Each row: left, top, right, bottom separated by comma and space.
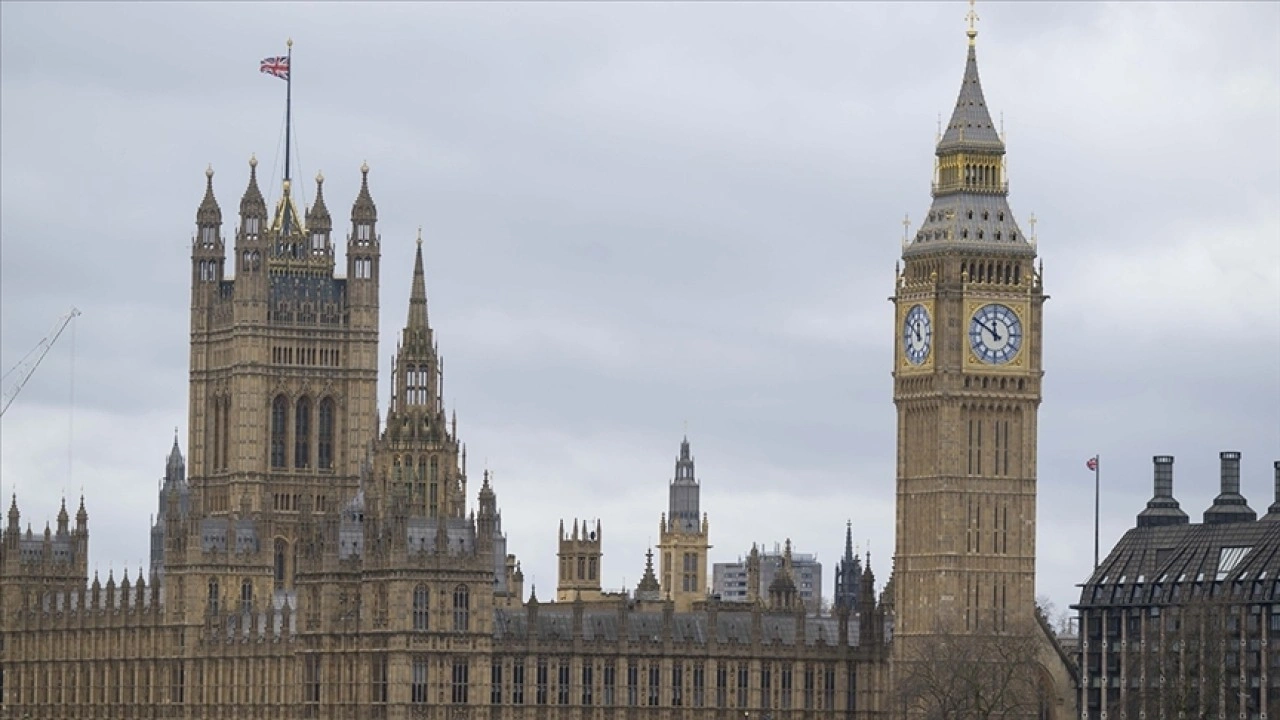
1086, 456, 1098, 472
260, 55, 289, 81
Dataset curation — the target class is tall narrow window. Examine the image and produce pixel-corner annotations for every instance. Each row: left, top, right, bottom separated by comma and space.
220, 397, 230, 471
413, 584, 429, 631
411, 657, 428, 704
317, 398, 334, 470
207, 579, 219, 615
240, 579, 252, 611
453, 584, 470, 632
429, 456, 439, 517
211, 397, 222, 472
270, 396, 287, 469
371, 654, 388, 704
450, 660, 468, 704
274, 539, 287, 590
294, 397, 311, 469
492, 662, 503, 705
512, 661, 525, 705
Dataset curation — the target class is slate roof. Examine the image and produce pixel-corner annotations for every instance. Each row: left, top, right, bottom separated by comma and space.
904, 41, 1034, 259
937, 44, 1004, 153
491, 608, 858, 648
1076, 520, 1280, 608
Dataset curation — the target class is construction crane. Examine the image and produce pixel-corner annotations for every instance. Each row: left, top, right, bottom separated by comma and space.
1, 307, 82, 417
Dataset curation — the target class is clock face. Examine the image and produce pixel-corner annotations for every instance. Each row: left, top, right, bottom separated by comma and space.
902, 304, 932, 365
969, 303, 1023, 365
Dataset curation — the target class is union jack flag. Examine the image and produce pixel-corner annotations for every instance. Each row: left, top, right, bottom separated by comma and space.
260, 55, 289, 81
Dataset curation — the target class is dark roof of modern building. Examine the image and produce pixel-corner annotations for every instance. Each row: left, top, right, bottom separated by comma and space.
1076, 519, 1280, 608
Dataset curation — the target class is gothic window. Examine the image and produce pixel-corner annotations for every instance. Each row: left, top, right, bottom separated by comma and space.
317, 397, 334, 470
582, 664, 594, 706
311, 232, 325, 252
303, 655, 321, 704
356, 223, 372, 244
558, 660, 570, 705
449, 659, 468, 704
512, 660, 526, 705
737, 663, 749, 707
294, 396, 311, 469
244, 216, 260, 238
240, 579, 252, 611
371, 654, 388, 704
411, 657, 428, 704
648, 663, 660, 706
537, 658, 549, 705
207, 578, 219, 614
578, 557, 586, 580
274, 539, 287, 589
761, 663, 772, 709
589, 556, 597, 581
692, 663, 705, 707
270, 396, 287, 469
492, 661, 504, 705
671, 663, 683, 707
453, 584, 470, 632
413, 584, 429, 631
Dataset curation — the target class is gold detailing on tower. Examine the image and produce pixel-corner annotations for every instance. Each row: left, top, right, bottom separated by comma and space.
249, 153, 258, 168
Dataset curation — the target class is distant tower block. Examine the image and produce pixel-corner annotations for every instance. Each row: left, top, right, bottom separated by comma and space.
556, 518, 603, 602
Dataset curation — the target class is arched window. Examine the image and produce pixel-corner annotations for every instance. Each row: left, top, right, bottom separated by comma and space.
413, 584, 429, 631
318, 398, 334, 470
295, 396, 311, 469
274, 539, 287, 590
240, 579, 253, 611
270, 396, 287, 469
208, 579, 219, 615
453, 585, 470, 632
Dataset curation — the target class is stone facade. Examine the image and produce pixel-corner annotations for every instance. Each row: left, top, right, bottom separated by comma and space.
0, 15, 1078, 720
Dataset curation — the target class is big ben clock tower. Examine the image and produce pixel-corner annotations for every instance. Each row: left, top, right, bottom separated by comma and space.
891, 10, 1046, 654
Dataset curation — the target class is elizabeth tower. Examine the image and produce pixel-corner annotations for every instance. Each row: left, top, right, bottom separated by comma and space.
891, 17, 1046, 651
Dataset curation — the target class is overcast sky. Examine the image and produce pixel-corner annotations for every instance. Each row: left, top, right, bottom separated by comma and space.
1, 2, 1277, 619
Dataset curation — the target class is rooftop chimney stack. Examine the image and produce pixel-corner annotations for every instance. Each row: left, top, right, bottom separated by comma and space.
1203, 451, 1256, 525
1266, 460, 1280, 519
1137, 455, 1188, 527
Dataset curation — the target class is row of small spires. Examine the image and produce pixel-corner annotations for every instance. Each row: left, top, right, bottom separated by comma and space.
195, 156, 378, 237
5, 494, 88, 536
1138, 452, 1280, 527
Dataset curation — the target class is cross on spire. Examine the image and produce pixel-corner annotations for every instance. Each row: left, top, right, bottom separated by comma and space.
966, 0, 979, 46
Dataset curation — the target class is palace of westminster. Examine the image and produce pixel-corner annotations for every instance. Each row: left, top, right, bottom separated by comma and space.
3, 9, 1278, 720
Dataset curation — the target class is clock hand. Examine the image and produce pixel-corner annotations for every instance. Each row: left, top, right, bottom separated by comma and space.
912, 322, 921, 342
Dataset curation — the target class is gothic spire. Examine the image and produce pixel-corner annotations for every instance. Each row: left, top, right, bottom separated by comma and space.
351, 161, 377, 223
239, 154, 267, 218
903, 11, 1032, 259
937, 1, 1003, 154
306, 171, 331, 231
196, 164, 222, 228
407, 229, 429, 332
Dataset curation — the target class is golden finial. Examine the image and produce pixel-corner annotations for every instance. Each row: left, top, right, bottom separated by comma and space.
360, 160, 369, 174
417, 226, 423, 246
315, 170, 324, 184
282, 178, 291, 195
249, 153, 258, 168
966, 0, 979, 46
205, 163, 214, 179
287, 38, 293, 49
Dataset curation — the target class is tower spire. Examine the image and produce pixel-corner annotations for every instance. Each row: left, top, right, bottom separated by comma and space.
408, 228, 429, 331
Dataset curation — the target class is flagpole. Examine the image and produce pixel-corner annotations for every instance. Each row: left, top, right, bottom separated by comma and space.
1093, 454, 1100, 570
284, 38, 293, 184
